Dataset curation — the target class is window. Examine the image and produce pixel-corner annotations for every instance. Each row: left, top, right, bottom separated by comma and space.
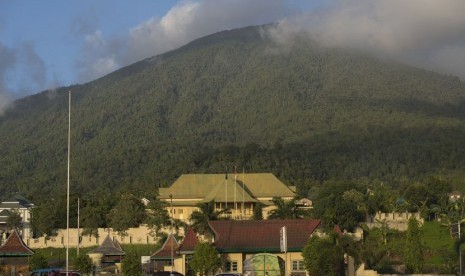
225, 261, 238, 271
292, 260, 305, 271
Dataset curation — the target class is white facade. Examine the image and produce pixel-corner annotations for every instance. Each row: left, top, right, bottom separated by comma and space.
0, 195, 35, 240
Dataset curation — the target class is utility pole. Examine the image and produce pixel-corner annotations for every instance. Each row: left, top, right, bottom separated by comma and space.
77, 197, 80, 256
457, 221, 462, 276
170, 194, 174, 274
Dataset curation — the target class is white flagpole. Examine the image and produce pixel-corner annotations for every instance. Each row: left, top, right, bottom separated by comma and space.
77, 197, 80, 256
66, 91, 71, 272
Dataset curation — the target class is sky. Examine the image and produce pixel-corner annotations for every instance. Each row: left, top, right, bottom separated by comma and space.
1, 0, 465, 113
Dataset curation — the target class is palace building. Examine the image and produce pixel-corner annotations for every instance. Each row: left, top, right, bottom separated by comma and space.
158, 173, 296, 221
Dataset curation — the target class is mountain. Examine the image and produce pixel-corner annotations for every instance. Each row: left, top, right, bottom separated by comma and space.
1, 25, 465, 200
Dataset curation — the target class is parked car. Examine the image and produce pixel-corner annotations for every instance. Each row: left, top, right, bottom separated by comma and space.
29, 268, 81, 276
152, 271, 184, 276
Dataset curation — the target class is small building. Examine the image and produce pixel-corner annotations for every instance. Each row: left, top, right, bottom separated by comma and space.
174, 219, 321, 275
87, 235, 125, 272
0, 229, 34, 275
159, 173, 296, 222
0, 194, 35, 240
150, 234, 180, 272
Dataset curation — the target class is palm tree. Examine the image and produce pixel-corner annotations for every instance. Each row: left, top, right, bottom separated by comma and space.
268, 197, 303, 219
189, 200, 220, 237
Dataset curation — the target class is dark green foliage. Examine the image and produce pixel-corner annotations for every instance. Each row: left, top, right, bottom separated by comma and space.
30, 201, 60, 237
268, 197, 303, 219
189, 242, 221, 276
252, 203, 263, 220
74, 254, 93, 274
302, 236, 344, 276
189, 200, 219, 238
6, 211, 22, 232
0, 25, 465, 204
29, 252, 49, 270
107, 194, 147, 236
145, 199, 170, 235
404, 217, 424, 273
121, 251, 142, 276
312, 181, 365, 231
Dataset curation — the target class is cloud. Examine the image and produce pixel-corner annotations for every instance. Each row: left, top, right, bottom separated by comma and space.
0, 41, 47, 114
72, 0, 465, 84
75, 0, 291, 83
0, 43, 16, 114
75, 30, 119, 82
267, 0, 465, 78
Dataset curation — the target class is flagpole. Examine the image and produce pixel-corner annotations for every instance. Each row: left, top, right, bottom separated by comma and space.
234, 167, 237, 220
242, 168, 245, 219
66, 91, 71, 272
77, 197, 80, 256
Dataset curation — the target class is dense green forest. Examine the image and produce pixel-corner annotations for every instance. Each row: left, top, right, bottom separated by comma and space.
1, 25, 465, 202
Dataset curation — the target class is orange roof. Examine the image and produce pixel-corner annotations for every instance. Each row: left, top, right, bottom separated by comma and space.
0, 230, 34, 256
151, 234, 179, 260
178, 227, 199, 254
208, 219, 321, 253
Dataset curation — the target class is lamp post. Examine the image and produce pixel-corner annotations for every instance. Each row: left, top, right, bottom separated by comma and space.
169, 194, 174, 273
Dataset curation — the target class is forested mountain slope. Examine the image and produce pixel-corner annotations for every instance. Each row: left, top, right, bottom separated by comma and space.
1, 25, 465, 200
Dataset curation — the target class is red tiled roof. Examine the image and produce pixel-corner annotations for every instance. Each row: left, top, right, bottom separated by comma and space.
151, 234, 179, 259
178, 227, 199, 254
0, 230, 34, 256
208, 219, 321, 253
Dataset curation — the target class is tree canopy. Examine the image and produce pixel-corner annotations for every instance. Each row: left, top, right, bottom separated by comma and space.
189, 242, 221, 276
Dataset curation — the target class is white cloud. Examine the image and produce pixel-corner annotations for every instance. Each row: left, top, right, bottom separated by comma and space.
267, 0, 465, 78
85, 30, 105, 49
72, 0, 465, 84
75, 0, 290, 83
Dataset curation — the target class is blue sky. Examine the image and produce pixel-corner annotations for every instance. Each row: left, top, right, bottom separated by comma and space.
1, 0, 465, 112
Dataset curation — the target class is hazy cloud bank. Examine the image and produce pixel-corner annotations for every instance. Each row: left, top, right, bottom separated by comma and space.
3, 0, 465, 113
0, 42, 47, 114
268, 0, 465, 78
75, 0, 290, 83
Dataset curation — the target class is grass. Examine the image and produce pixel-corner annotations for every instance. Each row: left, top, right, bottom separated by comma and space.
422, 220, 455, 251
421, 220, 457, 271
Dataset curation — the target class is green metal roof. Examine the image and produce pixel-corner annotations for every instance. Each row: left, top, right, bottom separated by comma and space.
202, 178, 257, 203
159, 173, 295, 202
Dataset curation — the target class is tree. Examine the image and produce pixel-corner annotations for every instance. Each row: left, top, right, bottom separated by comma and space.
30, 201, 58, 238
252, 203, 263, 220
122, 251, 142, 276
29, 252, 49, 271
190, 200, 220, 237
80, 205, 104, 238
74, 254, 93, 275
107, 194, 147, 236
145, 199, 170, 235
6, 211, 22, 232
302, 236, 344, 276
404, 217, 424, 273
403, 184, 429, 213
268, 197, 302, 219
189, 242, 221, 276
333, 199, 364, 232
